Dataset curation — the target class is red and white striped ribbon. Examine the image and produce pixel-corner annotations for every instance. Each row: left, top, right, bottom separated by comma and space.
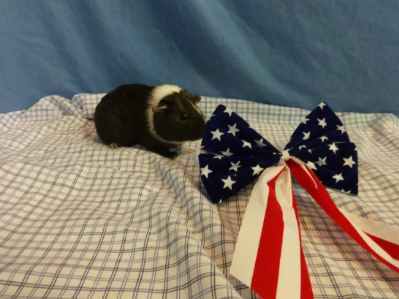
230, 157, 399, 299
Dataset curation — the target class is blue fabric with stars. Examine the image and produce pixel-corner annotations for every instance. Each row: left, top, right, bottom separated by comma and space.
199, 103, 358, 204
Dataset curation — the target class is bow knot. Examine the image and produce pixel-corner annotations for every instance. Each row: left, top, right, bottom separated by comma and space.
198, 103, 399, 299
199, 102, 358, 204
281, 150, 290, 161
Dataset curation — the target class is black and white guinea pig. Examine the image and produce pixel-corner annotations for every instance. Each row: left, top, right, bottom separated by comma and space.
94, 84, 206, 158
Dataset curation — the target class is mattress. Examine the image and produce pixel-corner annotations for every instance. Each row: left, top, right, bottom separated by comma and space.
0, 94, 398, 298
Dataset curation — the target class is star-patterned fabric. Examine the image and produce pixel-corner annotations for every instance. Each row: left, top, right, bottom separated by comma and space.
199, 102, 358, 204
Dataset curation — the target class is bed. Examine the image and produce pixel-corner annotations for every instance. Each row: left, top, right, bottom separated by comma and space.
1, 92, 398, 298
1, 1, 399, 298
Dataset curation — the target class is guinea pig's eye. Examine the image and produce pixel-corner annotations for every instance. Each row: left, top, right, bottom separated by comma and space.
180, 113, 188, 120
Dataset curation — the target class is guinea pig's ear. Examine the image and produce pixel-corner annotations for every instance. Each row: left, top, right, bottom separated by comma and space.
152, 106, 164, 113
152, 99, 170, 113
193, 95, 201, 103
180, 90, 201, 104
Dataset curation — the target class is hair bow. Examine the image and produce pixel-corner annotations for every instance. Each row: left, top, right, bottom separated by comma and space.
199, 103, 399, 299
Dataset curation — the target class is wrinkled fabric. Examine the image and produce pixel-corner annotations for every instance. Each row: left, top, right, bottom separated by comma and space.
0, 94, 398, 298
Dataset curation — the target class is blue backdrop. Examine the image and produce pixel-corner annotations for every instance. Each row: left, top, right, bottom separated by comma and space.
1, 1, 398, 115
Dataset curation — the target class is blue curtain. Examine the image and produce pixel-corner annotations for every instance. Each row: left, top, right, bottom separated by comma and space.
1, 1, 398, 115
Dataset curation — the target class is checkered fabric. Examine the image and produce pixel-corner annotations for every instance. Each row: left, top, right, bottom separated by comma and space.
0, 94, 398, 298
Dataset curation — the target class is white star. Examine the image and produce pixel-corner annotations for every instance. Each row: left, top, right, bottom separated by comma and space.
213, 155, 223, 160
302, 118, 309, 125
255, 138, 266, 147
319, 136, 328, 142
308, 149, 312, 153
307, 161, 317, 170
251, 164, 264, 176
222, 176, 236, 190
229, 161, 241, 171
337, 125, 345, 134
329, 142, 339, 154
332, 173, 344, 183
227, 123, 240, 136
317, 118, 327, 128
341, 189, 351, 194
299, 145, 306, 150
200, 165, 213, 178
219, 199, 222, 204
221, 148, 233, 156
303, 132, 310, 140
319, 102, 326, 110
242, 140, 252, 148
343, 156, 356, 168
224, 107, 234, 117
316, 157, 327, 166
211, 129, 224, 141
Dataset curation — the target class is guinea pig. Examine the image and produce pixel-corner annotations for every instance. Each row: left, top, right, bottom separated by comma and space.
94, 84, 206, 158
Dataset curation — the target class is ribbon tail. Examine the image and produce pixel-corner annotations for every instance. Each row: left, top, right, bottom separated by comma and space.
286, 158, 399, 273
231, 161, 313, 299
293, 189, 314, 299
340, 209, 399, 262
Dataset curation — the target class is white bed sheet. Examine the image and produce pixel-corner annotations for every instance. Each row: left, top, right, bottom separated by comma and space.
0, 94, 398, 298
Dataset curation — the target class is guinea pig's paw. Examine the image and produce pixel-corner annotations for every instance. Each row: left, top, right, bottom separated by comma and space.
155, 148, 179, 159
182, 145, 195, 154
164, 151, 179, 159
109, 143, 119, 149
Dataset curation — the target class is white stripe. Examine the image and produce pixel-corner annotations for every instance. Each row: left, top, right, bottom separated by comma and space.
230, 164, 286, 287
275, 165, 301, 299
340, 209, 399, 246
295, 156, 399, 267
340, 210, 399, 267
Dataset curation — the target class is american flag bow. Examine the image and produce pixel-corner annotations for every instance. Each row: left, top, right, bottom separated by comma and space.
199, 103, 399, 299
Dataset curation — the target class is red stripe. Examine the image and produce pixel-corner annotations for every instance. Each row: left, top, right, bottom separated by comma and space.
286, 159, 399, 273
292, 189, 314, 299
366, 234, 399, 261
251, 170, 285, 299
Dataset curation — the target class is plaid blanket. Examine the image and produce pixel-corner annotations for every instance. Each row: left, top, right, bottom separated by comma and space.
1, 94, 398, 298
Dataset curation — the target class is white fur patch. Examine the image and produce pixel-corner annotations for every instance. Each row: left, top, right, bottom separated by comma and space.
148, 85, 182, 107
146, 84, 183, 145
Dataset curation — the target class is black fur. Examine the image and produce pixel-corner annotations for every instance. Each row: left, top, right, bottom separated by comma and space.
94, 84, 205, 158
